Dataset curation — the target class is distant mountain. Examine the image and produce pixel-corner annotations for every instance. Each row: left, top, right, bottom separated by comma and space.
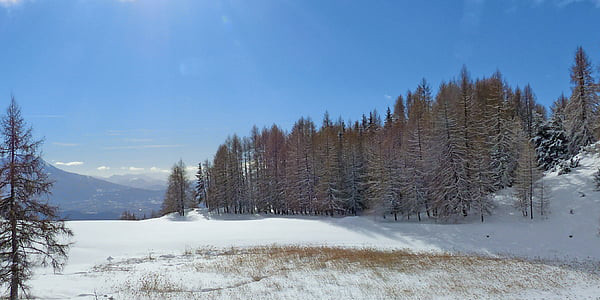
103, 173, 167, 191
44, 163, 164, 220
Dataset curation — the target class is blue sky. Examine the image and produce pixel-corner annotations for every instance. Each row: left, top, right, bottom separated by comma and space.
0, 0, 599, 178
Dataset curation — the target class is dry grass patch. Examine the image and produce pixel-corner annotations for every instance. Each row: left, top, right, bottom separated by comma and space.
101, 246, 600, 300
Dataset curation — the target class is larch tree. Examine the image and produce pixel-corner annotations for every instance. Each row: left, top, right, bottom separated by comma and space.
513, 120, 543, 219
161, 160, 194, 216
402, 82, 433, 220
429, 82, 470, 220
0, 98, 72, 300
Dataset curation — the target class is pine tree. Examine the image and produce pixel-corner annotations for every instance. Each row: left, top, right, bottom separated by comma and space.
161, 160, 194, 216
0, 98, 73, 299
195, 163, 206, 207
533, 110, 569, 171
565, 47, 598, 155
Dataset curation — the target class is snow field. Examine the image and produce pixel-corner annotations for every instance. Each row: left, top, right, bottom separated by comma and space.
32, 246, 600, 300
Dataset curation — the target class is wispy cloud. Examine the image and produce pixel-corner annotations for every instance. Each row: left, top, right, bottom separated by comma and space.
53, 142, 79, 147
150, 167, 170, 173
104, 144, 184, 150
55, 161, 84, 166
384, 94, 392, 100
556, 0, 600, 7
460, 0, 484, 34
97, 166, 110, 171
128, 166, 144, 172
0, 0, 23, 7
123, 138, 153, 143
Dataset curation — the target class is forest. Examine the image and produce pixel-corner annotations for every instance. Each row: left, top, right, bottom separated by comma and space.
177, 47, 600, 223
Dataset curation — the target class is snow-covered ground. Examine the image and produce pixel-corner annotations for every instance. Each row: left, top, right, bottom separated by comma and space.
28, 151, 600, 299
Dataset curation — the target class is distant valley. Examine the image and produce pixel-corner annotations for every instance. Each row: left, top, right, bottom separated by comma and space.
44, 163, 164, 220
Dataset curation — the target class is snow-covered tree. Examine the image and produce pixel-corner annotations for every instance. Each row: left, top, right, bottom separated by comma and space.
429, 82, 471, 220
489, 100, 517, 189
533, 111, 569, 171
286, 117, 318, 214
344, 125, 368, 215
195, 162, 206, 206
316, 119, 345, 216
565, 47, 598, 155
0, 98, 72, 299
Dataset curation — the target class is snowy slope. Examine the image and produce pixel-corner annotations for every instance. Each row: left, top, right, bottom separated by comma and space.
25, 150, 600, 299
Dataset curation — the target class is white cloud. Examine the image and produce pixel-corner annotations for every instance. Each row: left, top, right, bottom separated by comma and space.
150, 167, 169, 173
128, 167, 144, 172
55, 161, 84, 167
97, 166, 110, 171
53, 142, 79, 147
384, 94, 392, 100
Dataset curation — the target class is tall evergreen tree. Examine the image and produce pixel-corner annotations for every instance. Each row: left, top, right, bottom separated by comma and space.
0, 99, 72, 299
195, 163, 206, 207
565, 46, 598, 155
533, 109, 569, 171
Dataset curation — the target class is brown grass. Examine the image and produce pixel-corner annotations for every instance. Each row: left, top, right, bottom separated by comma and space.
103, 246, 599, 300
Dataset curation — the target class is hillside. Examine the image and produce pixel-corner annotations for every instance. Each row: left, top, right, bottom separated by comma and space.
28, 151, 600, 299
103, 173, 167, 191
45, 163, 164, 220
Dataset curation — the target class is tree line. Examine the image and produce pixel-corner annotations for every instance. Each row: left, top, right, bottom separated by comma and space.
161, 47, 599, 223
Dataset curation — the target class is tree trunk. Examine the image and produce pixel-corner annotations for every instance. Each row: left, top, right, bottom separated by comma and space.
10, 216, 18, 300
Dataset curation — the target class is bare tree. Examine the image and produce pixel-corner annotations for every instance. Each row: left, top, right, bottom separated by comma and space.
161, 160, 194, 216
0, 98, 72, 299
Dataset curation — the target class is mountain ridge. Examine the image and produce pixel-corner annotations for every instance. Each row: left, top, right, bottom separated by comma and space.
44, 163, 164, 220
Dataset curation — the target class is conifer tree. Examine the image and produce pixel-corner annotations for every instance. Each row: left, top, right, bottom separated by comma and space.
195, 162, 206, 206
565, 47, 598, 155
513, 122, 543, 219
0, 98, 72, 299
344, 126, 367, 215
489, 99, 517, 189
533, 109, 569, 171
402, 83, 432, 220
429, 82, 470, 219
286, 117, 318, 214
161, 160, 194, 216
